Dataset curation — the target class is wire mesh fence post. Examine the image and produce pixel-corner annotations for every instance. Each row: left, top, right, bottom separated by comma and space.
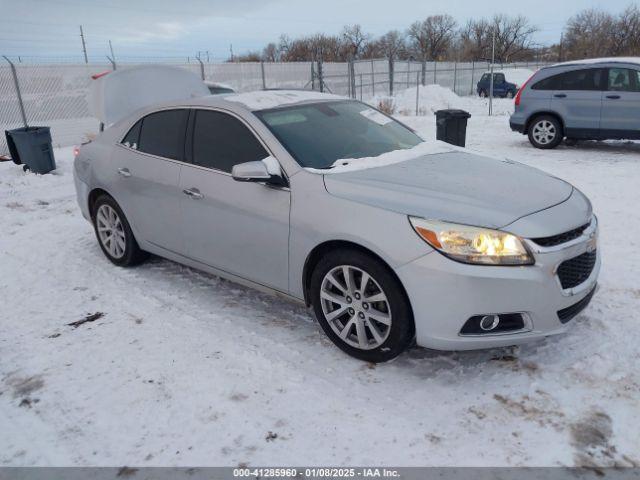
388, 56, 394, 96
349, 60, 356, 99
415, 71, 420, 116
433, 61, 437, 84
311, 62, 315, 90
359, 74, 363, 101
2, 56, 28, 128
406, 58, 410, 88
421, 60, 426, 86
453, 61, 458, 95
470, 60, 475, 95
196, 55, 205, 80
370, 59, 375, 96
317, 59, 324, 93
260, 61, 266, 90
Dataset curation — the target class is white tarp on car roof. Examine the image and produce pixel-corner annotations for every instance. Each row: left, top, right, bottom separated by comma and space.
89, 65, 210, 125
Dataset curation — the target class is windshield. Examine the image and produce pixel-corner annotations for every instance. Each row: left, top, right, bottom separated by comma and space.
254, 100, 423, 169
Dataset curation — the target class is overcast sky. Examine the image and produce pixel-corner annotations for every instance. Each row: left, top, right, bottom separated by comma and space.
0, 0, 633, 60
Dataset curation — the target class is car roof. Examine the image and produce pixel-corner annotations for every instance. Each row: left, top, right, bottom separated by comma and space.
546, 57, 640, 69
151, 89, 346, 114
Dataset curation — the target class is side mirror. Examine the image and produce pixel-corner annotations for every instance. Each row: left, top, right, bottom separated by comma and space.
231, 157, 287, 187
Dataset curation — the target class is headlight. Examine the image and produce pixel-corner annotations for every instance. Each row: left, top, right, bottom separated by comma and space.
409, 217, 534, 266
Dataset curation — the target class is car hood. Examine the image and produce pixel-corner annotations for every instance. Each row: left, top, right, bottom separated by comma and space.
322, 151, 574, 229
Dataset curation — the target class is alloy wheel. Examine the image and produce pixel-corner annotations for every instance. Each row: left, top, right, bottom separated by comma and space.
96, 204, 126, 259
320, 265, 392, 350
532, 120, 557, 145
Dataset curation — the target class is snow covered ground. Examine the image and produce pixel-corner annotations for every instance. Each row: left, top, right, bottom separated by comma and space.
1, 91, 639, 468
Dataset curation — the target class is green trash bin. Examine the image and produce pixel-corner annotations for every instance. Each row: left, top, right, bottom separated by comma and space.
5, 126, 56, 174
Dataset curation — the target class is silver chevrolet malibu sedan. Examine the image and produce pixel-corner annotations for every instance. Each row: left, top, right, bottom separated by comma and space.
74, 88, 600, 363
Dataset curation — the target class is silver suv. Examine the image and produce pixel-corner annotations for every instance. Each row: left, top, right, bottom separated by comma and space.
510, 58, 640, 148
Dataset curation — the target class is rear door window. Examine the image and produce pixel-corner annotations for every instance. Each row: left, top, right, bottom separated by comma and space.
608, 68, 640, 92
558, 68, 603, 91
191, 110, 268, 173
137, 109, 189, 160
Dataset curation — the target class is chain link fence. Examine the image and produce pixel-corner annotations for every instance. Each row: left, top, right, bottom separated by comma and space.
0, 57, 547, 156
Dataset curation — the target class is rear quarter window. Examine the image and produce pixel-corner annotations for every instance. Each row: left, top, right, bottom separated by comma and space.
137, 109, 189, 160
121, 120, 142, 148
531, 73, 561, 91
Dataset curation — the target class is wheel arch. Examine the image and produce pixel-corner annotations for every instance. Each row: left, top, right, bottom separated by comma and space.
525, 111, 565, 136
88, 187, 112, 219
301, 240, 413, 318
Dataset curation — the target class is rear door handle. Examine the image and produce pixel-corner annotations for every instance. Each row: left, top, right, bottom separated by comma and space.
117, 167, 131, 177
554, 93, 567, 98
606, 94, 621, 99
183, 188, 204, 199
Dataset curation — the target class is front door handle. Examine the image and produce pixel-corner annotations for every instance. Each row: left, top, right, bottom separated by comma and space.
117, 167, 131, 177
606, 94, 621, 99
554, 93, 567, 98
183, 188, 204, 199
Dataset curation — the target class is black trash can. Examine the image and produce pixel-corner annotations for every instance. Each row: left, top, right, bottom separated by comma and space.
435, 109, 471, 147
5, 126, 56, 174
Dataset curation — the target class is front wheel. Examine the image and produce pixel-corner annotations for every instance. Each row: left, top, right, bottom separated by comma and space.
478, 90, 487, 98
527, 115, 563, 149
92, 195, 148, 266
310, 249, 414, 362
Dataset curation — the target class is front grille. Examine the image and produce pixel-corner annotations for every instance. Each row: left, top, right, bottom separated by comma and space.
557, 285, 597, 323
532, 222, 590, 247
557, 250, 597, 289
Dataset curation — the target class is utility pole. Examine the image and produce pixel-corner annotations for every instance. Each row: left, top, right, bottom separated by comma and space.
558, 33, 564, 62
79, 25, 88, 64
489, 30, 495, 116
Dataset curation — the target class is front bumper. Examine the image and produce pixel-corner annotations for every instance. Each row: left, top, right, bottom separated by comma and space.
395, 218, 600, 351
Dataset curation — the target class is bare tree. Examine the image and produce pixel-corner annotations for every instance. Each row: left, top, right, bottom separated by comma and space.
408, 15, 457, 61
459, 15, 537, 61
375, 30, 407, 59
564, 5, 640, 59
262, 43, 278, 62
341, 24, 369, 59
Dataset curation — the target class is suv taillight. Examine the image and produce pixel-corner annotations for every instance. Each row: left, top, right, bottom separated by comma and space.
514, 74, 535, 107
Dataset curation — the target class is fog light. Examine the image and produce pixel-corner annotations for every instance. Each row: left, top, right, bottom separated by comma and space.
460, 313, 527, 335
480, 314, 500, 331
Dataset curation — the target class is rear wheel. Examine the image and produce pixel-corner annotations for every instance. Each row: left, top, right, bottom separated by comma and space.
310, 249, 414, 363
506, 90, 515, 99
479, 90, 487, 98
528, 115, 563, 149
92, 195, 148, 266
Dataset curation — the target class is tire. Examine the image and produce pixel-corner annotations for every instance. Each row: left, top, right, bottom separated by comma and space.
506, 90, 515, 99
310, 249, 414, 363
92, 194, 148, 267
479, 90, 487, 98
527, 115, 563, 149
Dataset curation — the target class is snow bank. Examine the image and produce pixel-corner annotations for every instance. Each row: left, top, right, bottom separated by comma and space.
369, 84, 464, 116
305, 140, 458, 174
226, 90, 343, 110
